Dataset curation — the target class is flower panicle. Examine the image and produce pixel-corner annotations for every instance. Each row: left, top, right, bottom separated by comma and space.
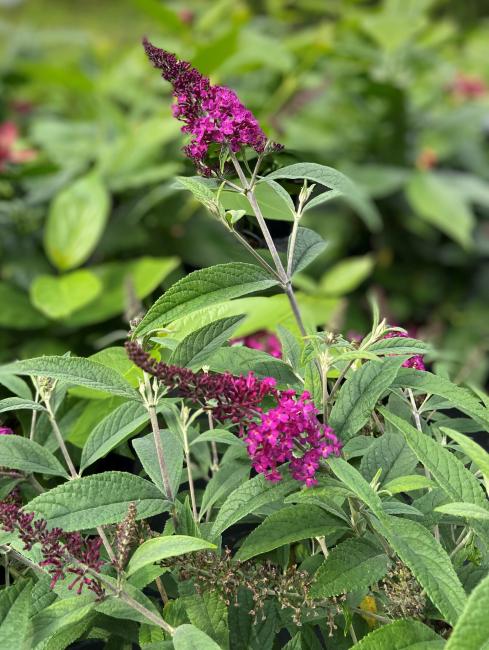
0, 491, 105, 598
125, 340, 277, 425
142, 38, 278, 170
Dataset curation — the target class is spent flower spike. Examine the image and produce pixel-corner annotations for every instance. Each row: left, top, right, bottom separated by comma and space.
142, 38, 275, 170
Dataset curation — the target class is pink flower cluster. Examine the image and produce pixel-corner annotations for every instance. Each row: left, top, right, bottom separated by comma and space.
232, 330, 282, 359
449, 73, 486, 101
0, 121, 36, 171
384, 330, 426, 371
0, 491, 104, 597
0, 426, 14, 435
143, 38, 268, 166
245, 391, 341, 487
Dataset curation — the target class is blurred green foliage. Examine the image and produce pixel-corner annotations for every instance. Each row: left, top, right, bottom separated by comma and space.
0, 0, 488, 383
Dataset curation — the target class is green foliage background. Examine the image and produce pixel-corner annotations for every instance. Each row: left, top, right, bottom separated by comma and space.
1, 0, 489, 383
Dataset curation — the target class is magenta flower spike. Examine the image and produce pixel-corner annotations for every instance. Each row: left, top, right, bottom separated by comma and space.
143, 38, 269, 170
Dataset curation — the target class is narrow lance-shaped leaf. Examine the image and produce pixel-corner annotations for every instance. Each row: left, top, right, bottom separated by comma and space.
351, 619, 444, 649
170, 315, 245, 369
446, 571, 489, 650
134, 263, 279, 337
126, 535, 216, 576
0, 435, 68, 478
0, 356, 140, 401
27, 472, 169, 531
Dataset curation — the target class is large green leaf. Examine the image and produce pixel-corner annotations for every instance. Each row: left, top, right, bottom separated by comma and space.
392, 370, 489, 432
0, 580, 33, 648
329, 458, 467, 624
27, 595, 95, 650
180, 585, 229, 649
0, 281, 47, 330
446, 571, 489, 649
64, 257, 180, 327
407, 171, 474, 249
0, 356, 139, 401
220, 182, 294, 221
127, 535, 216, 576
265, 163, 381, 230
368, 337, 431, 356
311, 538, 389, 597
211, 472, 298, 538
0, 435, 68, 477
80, 400, 150, 470
351, 619, 444, 649
235, 504, 346, 561
360, 431, 417, 485
329, 358, 405, 440
200, 462, 250, 518
134, 263, 279, 337
28, 471, 168, 531
173, 624, 222, 650
30, 270, 102, 320
44, 171, 110, 271
133, 429, 183, 499
170, 315, 245, 369
381, 409, 488, 510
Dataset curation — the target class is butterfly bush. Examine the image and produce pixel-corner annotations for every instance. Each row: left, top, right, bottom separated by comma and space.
143, 38, 274, 173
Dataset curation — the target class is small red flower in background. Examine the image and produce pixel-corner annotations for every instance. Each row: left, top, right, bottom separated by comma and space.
416, 148, 438, 171
449, 73, 487, 101
0, 427, 14, 435
0, 121, 36, 171
384, 330, 426, 371
232, 330, 282, 359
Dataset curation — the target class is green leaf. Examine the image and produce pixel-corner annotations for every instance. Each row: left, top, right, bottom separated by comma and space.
289, 227, 327, 275
180, 584, 228, 648
177, 176, 224, 217
310, 538, 389, 597
351, 619, 444, 649
173, 624, 222, 650
134, 263, 279, 337
329, 358, 404, 441
373, 515, 467, 626
441, 427, 489, 478
446, 571, 489, 649
170, 315, 245, 369
211, 472, 298, 538
207, 346, 298, 386
0, 397, 45, 414
392, 370, 489, 432
0, 375, 32, 400
28, 595, 95, 649
0, 580, 33, 648
220, 182, 294, 221
200, 462, 250, 518
0, 435, 68, 477
381, 409, 488, 511
382, 474, 435, 494
127, 535, 216, 576
0, 281, 47, 330
80, 400, 150, 470
30, 270, 102, 319
0, 356, 139, 401
360, 431, 417, 485
407, 171, 474, 249
27, 471, 168, 531
235, 504, 346, 562
329, 458, 467, 624
368, 337, 431, 356
435, 503, 489, 521
265, 163, 381, 230
320, 255, 374, 295
133, 429, 184, 499
64, 257, 180, 327
192, 429, 244, 448
44, 172, 110, 270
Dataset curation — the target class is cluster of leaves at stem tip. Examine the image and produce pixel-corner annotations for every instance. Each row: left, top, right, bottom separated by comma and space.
0, 36, 489, 650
